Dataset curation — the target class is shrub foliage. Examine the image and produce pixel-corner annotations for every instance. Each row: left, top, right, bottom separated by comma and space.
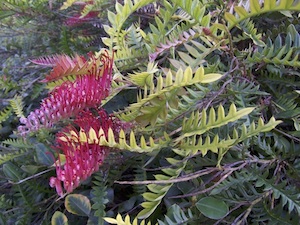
1, 0, 300, 224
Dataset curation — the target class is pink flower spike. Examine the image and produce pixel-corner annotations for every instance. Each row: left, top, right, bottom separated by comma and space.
49, 109, 131, 196
49, 177, 64, 197
18, 51, 113, 136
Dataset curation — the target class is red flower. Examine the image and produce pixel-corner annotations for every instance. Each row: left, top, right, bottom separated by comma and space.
49, 109, 130, 196
64, 1, 99, 27
65, 11, 99, 27
18, 52, 113, 136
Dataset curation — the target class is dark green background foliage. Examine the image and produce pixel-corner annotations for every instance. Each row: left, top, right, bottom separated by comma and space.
1, 0, 300, 224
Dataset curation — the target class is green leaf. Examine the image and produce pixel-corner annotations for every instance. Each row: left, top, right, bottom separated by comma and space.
224, 12, 236, 26
279, 10, 293, 17
107, 11, 116, 25
20, 165, 39, 174
182, 104, 255, 137
65, 194, 91, 216
276, 109, 300, 119
250, 0, 261, 13
3, 162, 22, 181
103, 217, 119, 224
235, 6, 248, 18
104, 214, 151, 225
60, 0, 77, 10
0, 149, 27, 165
225, 0, 300, 30
121, 67, 222, 125
35, 143, 55, 166
180, 135, 236, 156
196, 197, 229, 220
0, 10, 15, 20
9, 95, 24, 118
0, 107, 12, 124
138, 200, 161, 219
51, 211, 68, 225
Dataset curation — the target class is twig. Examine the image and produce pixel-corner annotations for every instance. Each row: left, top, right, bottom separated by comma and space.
233, 190, 272, 225
115, 159, 275, 185
274, 128, 300, 143
214, 202, 247, 225
115, 166, 220, 185
170, 170, 234, 198
11, 168, 54, 185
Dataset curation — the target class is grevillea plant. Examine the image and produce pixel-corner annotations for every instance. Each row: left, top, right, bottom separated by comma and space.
17, 50, 135, 198
18, 51, 113, 135
50, 108, 130, 197
1, 0, 300, 225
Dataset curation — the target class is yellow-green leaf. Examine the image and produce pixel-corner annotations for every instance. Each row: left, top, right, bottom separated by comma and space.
250, 0, 261, 13
65, 194, 91, 216
51, 211, 68, 225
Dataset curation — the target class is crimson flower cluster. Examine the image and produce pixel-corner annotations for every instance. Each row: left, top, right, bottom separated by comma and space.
65, 11, 99, 27
64, 1, 99, 27
50, 109, 129, 196
18, 52, 112, 136
18, 51, 130, 196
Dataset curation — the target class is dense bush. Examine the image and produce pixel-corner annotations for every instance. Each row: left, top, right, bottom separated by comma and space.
1, 0, 300, 224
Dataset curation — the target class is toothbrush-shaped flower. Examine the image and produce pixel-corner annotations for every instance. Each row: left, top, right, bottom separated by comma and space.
49, 109, 130, 196
18, 51, 113, 136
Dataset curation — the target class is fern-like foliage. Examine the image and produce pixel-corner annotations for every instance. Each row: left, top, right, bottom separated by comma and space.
104, 24, 149, 71
261, 204, 300, 225
137, 158, 186, 219
0, 139, 33, 165
104, 0, 156, 49
2, 0, 299, 224
255, 171, 300, 215
175, 36, 219, 69
1, 161, 52, 223
228, 80, 268, 108
31, 54, 95, 83
97, 128, 170, 153
0, 75, 18, 94
148, 0, 214, 63
91, 172, 109, 225
178, 135, 236, 157
134, 112, 281, 217
246, 24, 300, 67
60, 0, 77, 10
145, 1, 179, 47
133, 156, 147, 195
232, 117, 282, 142
0, 107, 12, 124
0, 149, 28, 165
104, 214, 155, 225
236, 18, 265, 47
9, 95, 24, 118
181, 104, 255, 137
157, 204, 193, 225
149, 28, 199, 62
225, 0, 300, 30
119, 66, 222, 126
173, 0, 208, 24
0, 95, 29, 139
2, 138, 33, 149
